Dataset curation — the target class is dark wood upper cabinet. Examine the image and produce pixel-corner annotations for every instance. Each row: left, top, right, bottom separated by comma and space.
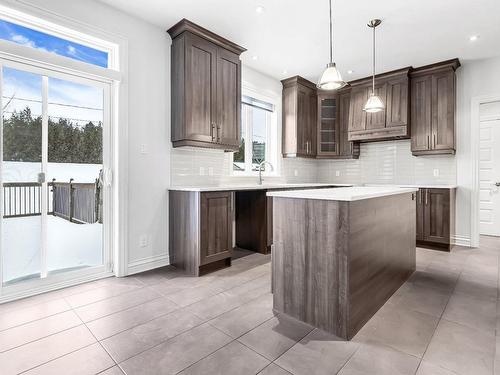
410, 59, 460, 156
282, 76, 317, 158
168, 19, 246, 151
348, 68, 410, 142
317, 90, 359, 159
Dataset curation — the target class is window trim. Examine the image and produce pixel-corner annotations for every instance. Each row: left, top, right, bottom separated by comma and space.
231, 83, 280, 177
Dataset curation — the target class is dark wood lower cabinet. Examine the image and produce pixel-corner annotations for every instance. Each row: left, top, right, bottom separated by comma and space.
170, 190, 233, 276
416, 188, 456, 251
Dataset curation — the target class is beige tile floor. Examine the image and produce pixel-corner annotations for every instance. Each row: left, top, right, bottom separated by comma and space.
0, 236, 499, 375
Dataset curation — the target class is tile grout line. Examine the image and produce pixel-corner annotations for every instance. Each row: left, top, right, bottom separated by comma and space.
413, 265, 463, 374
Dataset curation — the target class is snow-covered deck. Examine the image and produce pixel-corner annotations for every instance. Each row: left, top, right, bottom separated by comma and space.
2, 215, 102, 283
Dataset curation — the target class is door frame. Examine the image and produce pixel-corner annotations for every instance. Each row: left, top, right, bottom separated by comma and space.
0, 57, 115, 302
471, 94, 500, 247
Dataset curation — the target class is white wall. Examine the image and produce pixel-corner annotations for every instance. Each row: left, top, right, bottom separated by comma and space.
455, 56, 500, 246
10, 0, 171, 272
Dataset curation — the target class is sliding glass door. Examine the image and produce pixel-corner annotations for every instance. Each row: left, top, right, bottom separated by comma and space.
1, 61, 111, 291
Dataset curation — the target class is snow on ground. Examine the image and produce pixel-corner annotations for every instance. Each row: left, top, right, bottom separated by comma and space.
3, 161, 101, 183
2, 215, 102, 283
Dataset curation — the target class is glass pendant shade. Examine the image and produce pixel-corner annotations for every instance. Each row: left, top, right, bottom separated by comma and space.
363, 93, 385, 113
317, 63, 347, 90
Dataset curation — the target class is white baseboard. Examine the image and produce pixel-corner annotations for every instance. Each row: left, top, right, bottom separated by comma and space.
452, 235, 472, 248
127, 253, 172, 275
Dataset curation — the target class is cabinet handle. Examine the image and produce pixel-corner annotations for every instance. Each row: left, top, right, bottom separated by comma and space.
425, 189, 429, 205
433, 134, 436, 149
427, 135, 430, 149
216, 124, 221, 143
419, 189, 422, 205
211, 122, 216, 142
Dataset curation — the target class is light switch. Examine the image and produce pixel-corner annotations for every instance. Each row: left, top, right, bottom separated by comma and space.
433, 169, 440, 177
335, 170, 340, 177
199, 167, 205, 176
208, 167, 214, 176
294, 169, 298, 177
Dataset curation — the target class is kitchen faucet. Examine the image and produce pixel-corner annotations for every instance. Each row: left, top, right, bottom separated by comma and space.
258, 161, 274, 185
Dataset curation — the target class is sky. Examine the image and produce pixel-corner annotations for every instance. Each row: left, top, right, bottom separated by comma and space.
0, 19, 108, 68
0, 19, 105, 125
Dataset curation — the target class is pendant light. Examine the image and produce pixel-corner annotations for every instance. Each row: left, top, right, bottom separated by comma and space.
363, 19, 385, 113
317, 0, 347, 90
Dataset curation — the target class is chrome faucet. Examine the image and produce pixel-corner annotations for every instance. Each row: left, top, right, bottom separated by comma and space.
258, 161, 274, 185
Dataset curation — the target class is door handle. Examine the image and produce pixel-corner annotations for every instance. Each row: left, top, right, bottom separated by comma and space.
37, 172, 46, 184
211, 122, 216, 142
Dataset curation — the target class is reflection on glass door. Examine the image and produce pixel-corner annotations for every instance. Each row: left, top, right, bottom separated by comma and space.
46, 77, 104, 275
1, 67, 43, 284
1, 64, 106, 287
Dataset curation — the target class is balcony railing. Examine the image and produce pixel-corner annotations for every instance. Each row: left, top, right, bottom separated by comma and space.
2, 179, 101, 224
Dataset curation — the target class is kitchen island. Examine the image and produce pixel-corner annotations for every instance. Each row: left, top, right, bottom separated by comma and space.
267, 186, 418, 340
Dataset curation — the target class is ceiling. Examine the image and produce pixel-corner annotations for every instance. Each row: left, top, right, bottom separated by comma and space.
99, 0, 500, 82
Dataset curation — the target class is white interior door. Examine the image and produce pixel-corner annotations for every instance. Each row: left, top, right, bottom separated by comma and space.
479, 101, 500, 236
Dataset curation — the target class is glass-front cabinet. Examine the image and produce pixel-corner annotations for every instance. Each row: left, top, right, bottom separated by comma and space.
317, 93, 339, 157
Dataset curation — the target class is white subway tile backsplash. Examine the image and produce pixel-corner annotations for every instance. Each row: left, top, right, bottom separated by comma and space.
170, 140, 456, 187
317, 140, 456, 185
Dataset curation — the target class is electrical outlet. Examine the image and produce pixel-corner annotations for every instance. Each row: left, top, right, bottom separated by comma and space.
208, 167, 214, 176
294, 169, 298, 177
199, 167, 205, 176
139, 235, 148, 248
140, 144, 148, 154
433, 169, 440, 177
335, 170, 340, 177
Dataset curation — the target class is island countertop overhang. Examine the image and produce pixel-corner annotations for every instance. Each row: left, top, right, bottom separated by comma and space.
266, 186, 418, 201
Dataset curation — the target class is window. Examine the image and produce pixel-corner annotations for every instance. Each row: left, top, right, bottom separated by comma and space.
0, 19, 109, 67
233, 95, 277, 174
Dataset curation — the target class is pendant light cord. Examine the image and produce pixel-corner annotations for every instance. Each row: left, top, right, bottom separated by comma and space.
372, 22, 376, 94
329, 0, 333, 63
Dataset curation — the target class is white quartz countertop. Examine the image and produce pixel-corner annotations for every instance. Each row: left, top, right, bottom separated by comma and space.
266, 186, 418, 201
364, 184, 458, 189
168, 183, 352, 192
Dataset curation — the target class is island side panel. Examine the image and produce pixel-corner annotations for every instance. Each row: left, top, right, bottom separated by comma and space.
272, 197, 350, 337
169, 190, 200, 276
348, 193, 416, 339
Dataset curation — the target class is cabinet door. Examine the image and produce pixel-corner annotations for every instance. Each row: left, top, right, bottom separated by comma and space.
317, 95, 339, 156
416, 189, 425, 241
348, 86, 368, 133
296, 86, 309, 156
216, 48, 240, 147
200, 192, 233, 266
431, 70, 455, 151
184, 33, 217, 143
423, 188, 450, 244
366, 83, 387, 130
307, 89, 318, 156
411, 75, 432, 152
386, 78, 409, 128
338, 92, 354, 156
